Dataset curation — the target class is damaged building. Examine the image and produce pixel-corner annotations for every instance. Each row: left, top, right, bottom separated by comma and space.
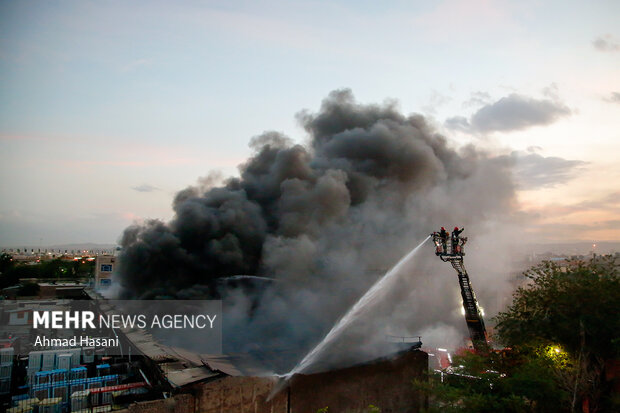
2, 289, 428, 412
90, 289, 428, 412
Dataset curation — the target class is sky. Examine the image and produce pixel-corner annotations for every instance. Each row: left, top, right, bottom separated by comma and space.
0, 0, 619, 247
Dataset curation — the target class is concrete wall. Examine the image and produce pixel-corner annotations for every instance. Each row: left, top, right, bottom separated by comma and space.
95, 255, 115, 288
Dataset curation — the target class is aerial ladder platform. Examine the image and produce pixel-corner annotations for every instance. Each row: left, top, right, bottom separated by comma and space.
431, 228, 490, 353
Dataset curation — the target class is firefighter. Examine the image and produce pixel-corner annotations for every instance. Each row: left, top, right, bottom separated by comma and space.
452, 227, 464, 254
439, 227, 448, 253
432, 231, 442, 255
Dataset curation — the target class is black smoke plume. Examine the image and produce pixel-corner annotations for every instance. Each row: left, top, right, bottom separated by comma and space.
117, 89, 519, 371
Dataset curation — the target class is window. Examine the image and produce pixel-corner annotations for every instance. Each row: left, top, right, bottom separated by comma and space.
100, 264, 113, 272
100, 279, 111, 286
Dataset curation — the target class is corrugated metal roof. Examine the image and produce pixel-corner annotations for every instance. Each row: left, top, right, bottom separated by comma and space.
166, 366, 219, 387
86, 289, 288, 386
200, 353, 272, 377
85, 289, 224, 388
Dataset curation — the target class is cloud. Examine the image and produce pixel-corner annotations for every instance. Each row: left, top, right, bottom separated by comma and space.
462, 91, 492, 108
471, 94, 571, 132
444, 116, 471, 132
592, 34, 620, 52
542, 83, 559, 100
605, 92, 620, 103
573, 191, 620, 212
602, 219, 620, 229
131, 184, 159, 193
522, 192, 620, 218
421, 90, 452, 114
446, 93, 571, 133
526, 192, 620, 218
509, 152, 586, 189
532, 221, 620, 237
519, 191, 620, 242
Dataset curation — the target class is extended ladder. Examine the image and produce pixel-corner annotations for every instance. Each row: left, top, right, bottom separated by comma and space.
431, 231, 489, 352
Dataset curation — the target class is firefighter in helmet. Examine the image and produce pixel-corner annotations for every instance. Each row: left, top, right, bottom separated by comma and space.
439, 227, 448, 253
452, 226, 464, 254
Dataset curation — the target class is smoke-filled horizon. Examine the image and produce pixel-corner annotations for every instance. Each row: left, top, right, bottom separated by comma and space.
117, 89, 522, 371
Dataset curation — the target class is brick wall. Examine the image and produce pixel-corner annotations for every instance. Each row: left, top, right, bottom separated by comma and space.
289, 349, 427, 413
122, 393, 195, 413
194, 376, 288, 413
193, 348, 427, 413
122, 349, 427, 413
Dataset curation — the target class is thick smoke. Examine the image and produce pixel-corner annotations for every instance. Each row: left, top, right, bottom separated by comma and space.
118, 89, 521, 372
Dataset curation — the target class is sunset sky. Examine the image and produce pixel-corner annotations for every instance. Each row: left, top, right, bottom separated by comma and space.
1, 0, 619, 246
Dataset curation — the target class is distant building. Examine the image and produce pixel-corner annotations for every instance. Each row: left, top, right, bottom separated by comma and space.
7, 309, 30, 326
94, 256, 115, 288
37, 282, 86, 298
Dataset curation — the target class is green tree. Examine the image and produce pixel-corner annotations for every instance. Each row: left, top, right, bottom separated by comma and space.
414, 350, 564, 413
415, 258, 619, 413
0, 253, 19, 289
40, 259, 68, 278
495, 258, 620, 412
0, 252, 14, 273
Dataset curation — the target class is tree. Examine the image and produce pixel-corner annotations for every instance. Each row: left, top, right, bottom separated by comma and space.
40, 259, 68, 278
0, 252, 14, 273
414, 350, 566, 413
415, 258, 619, 413
0, 253, 23, 289
495, 258, 620, 412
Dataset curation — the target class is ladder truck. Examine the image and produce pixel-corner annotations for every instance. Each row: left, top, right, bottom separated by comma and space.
431, 228, 490, 353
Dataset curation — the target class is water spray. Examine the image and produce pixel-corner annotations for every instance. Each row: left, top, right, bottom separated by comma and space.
268, 235, 431, 400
